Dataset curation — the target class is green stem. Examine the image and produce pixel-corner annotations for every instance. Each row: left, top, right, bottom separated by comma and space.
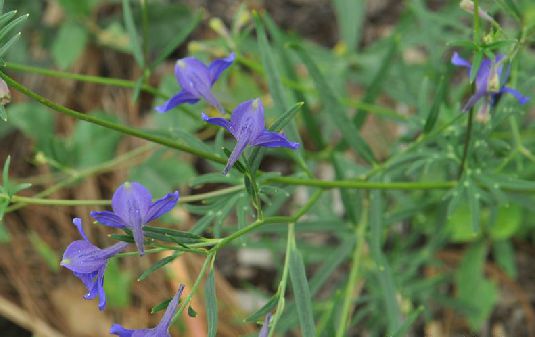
5, 185, 243, 208
268, 177, 456, 190
336, 200, 368, 337
473, 0, 480, 44
6, 145, 154, 212
2, 62, 167, 98
458, 109, 474, 179
174, 253, 215, 321
0, 70, 226, 165
268, 222, 295, 337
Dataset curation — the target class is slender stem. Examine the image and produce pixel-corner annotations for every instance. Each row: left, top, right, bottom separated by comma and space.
0, 70, 226, 165
268, 177, 456, 190
174, 253, 215, 321
2, 62, 167, 98
6, 145, 154, 212
336, 199, 368, 337
5, 185, 243, 208
458, 109, 474, 179
473, 0, 480, 44
268, 222, 295, 337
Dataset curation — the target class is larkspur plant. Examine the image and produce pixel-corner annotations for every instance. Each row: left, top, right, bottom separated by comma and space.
2, 1, 535, 337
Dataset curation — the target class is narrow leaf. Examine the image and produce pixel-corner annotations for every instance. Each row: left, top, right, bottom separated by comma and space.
244, 294, 278, 323
0, 13, 28, 42
391, 306, 424, 337
205, 268, 218, 337
122, 0, 144, 66
333, 0, 365, 52
292, 44, 375, 164
424, 73, 448, 133
137, 252, 179, 281
289, 247, 316, 337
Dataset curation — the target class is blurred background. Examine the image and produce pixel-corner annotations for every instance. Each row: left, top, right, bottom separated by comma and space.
1, 0, 535, 337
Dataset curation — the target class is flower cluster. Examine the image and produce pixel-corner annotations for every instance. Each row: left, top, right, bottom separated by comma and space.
156, 53, 299, 174
61, 52, 292, 335
61, 181, 179, 330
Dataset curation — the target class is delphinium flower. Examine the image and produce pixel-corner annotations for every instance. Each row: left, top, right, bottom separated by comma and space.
60, 218, 129, 311
202, 98, 300, 174
155, 53, 235, 114
110, 284, 185, 337
451, 52, 529, 114
90, 182, 179, 255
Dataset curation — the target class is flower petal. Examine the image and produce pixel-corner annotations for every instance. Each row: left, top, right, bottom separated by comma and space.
154, 90, 200, 113
258, 312, 272, 337
501, 86, 530, 105
90, 210, 126, 229
112, 182, 152, 228
97, 267, 106, 311
208, 53, 235, 85
132, 222, 146, 256
73, 217, 89, 241
230, 99, 265, 142
202, 112, 233, 135
251, 130, 300, 149
157, 284, 185, 332
451, 52, 471, 72
61, 240, 104, 273
110, 324, 136, 337
145, 191, 179, 223
224, 137, 249, 175
73, 271, 98, 299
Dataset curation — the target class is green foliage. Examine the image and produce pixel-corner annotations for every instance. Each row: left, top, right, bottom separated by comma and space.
104, 258, 133, 309
51, 21, 88, 69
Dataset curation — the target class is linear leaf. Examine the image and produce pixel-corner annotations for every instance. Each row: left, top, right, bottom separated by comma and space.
244, 294, 278, 323
292, 44, 375, 164
289, 246, 316, 337
137, 252, 179, 281
424, 73, 448, 133
333, 0, 365, 52
391, 306, 424, 337
0, 13, 28, 42
122, 0, 144, 67
205, 268, 218, 337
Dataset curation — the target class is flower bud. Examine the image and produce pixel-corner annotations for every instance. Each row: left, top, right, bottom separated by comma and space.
0, 79, 11, 106
460, 0, 494, 23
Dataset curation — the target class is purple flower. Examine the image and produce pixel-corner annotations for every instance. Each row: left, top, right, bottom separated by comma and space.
258, 312, 272, 337
110, 284, 185, 337
90, 182, 179, 256
155, 53, 235, 114
451, 52, 529, 113
60, 218, 128, 311
202, 98, 300, 174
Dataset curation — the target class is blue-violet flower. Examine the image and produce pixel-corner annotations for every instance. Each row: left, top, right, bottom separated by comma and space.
90, 182, 179, 255
61, 218, 128, 311
451, 52, 529, 113
202, 98, 300, 174
155, 53, 235, 114
110, 284, 185, 337
258, 312, 272, 337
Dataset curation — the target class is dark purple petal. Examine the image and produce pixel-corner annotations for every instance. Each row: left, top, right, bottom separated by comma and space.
258, 312, 272, 337
132, 223, 145, 256
112, 182, 152, 228
97, 268, 106, 311
501, 86, 530, 105
251, 130, 300, 149
201, 112, 234, 135
154, 90, 200, 113
73, 271, 98, 299
73, 217, 89, 241
110, 324, 136, 337
474, 58, 492, 93
208, 53, 235, 85
156, 284, 185, 332
145, 191, 179, 223
61, 240, 105, 273
224, 137, 249, 175
90, 210, 126, 229
230, 99, 265, 142
451, 52, 471, 68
